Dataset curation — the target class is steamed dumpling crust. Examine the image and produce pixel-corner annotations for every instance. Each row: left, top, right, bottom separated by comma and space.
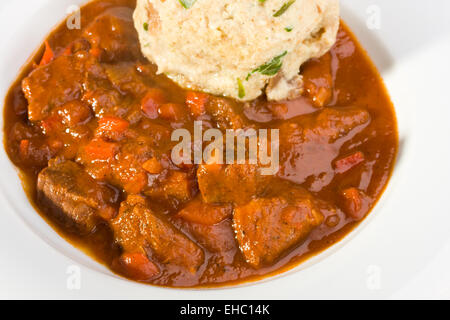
134, 0, 339, 101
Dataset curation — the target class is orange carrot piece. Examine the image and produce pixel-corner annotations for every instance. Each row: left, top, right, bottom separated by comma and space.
62, 45, 73, 56
159, 103, 187, 122
40, 116, 60, 135
39, 41, 54, 66
89, 47, 102, 59
142, 158, 163, 174
177, 197, 232, 225
335, 151, 365, 174
19, 140, 30, 158
141, 88, 166, 119
98, 206, 117, 221
341, 187, 365, 220
84, 138, 118, 161
185, 91, 209, 117
97, 116, 129, 135
119, 253, 159, 281
124, 172, 148, 194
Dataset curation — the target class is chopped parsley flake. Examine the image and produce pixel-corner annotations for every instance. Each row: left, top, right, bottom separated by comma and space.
237, 78, 246, 99
246, 51, 288, 80
274, 0, 296, 17
179, 0, 197, 9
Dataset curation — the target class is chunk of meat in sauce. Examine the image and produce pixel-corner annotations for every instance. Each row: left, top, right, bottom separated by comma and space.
103, 62, 150, 97
51, 100, 93, 128
278, 107, 370, 188
144, 170, 198, 205
82, 62, 155, 122
301, 107, 370, 142
82, 63, 135, 119
176, 196, 232, 225
78, 135, 147, 192
206, 97, 248, 130
82, 84, 125, 118
37, 159, 118, 233
9, 122, 54, 167
111, 195, 204, 272
233, 188, 325, 268
38, 100, 93, 159
174, 196, 236, 258
83, 7, 140, 63
175, 218, 237, 258
301, 52, 334, 108
22, 55, 87, 121
197, 163, 268, 205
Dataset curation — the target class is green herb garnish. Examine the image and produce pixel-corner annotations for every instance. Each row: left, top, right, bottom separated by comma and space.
237, 78, 246, 99
179, 0, 197, 9
246, 51, 288, 80
285, 26, 293, 32
143, 22, 149, 31
274, 0, 296, 17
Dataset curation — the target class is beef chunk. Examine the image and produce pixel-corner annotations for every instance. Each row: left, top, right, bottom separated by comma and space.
111, 195, 204, 272
305, 107, 370, 142
175, 218, 238, 264
176, 196, 232, 225
233, 188, 325, 268
81, 63, 147, 120
301, 52, 333, 107
278, 107, 370, 188
206, 97, 248, 130
103, 62, 150, 97
144, 170, 197, 204
197, 163, 268, 205
84, 7, 140, 63
37, 159, 118, 233
22, 55, 86, 121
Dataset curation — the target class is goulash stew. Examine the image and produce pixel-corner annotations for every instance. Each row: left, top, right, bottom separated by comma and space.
3, 0, 397, 287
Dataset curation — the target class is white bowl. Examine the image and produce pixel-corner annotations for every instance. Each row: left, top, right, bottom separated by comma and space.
1, 0, 450, 299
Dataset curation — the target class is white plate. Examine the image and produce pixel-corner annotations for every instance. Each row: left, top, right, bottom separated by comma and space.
1, 0, 450, 299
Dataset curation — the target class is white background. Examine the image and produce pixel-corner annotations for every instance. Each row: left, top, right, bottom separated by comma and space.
0, 0, 449, 299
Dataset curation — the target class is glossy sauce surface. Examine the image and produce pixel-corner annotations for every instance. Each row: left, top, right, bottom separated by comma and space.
3, 0, 398, 287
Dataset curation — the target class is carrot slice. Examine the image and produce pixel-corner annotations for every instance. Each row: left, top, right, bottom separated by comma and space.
119, 253, 159, 281
62, 45, 73, 56
89, 47, 102, 59
84, 138, 118, 161
123, 172, 148, 194
141, 88, 166, 119
39, 41, 54, 66
40, 116, 61, 135
185, 91, 209, 117
341, 187, 368, 220
96, 116, 129, 136
19, 140, 30, 158
177, 197, 232, 225
142, 158, 163, 174
97, 206, 117, 221
159, 103, 187, 122
335, 151, 365, 174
